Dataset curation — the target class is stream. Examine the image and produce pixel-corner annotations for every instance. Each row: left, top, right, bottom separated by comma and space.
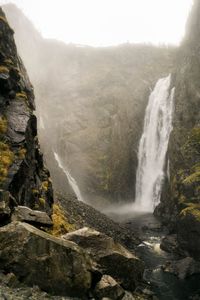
108, 212, 200, 300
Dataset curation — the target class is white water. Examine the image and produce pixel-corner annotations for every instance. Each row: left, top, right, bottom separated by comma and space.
135, 74, 175, 212
54, 152, 84, 202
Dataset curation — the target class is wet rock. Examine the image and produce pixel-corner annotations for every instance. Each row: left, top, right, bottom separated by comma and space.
11, 205, 53, 226
160, 234, 179, 254
162, 257, 200, 279
0, 222, 92, 297
94, 275, 125, 300
63, 227, 144, 291
177, 207, 200, 259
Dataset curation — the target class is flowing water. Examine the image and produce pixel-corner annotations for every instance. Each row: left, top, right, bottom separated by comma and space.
54, 152, 84, 202
135, 75, 175, 212
107, 211, 200, 300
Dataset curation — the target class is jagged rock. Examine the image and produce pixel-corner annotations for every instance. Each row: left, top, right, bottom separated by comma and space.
94, 275, 125, 300
0, 222, 92, 297
63, 227, 144, 291
162, 257, 200, 279
11, 205, 53, 226
0, 7, 53, 216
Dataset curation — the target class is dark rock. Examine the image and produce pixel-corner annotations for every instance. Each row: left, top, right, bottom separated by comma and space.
94, 275, 125, 300
63, 227, 144, 291
162, 257, 200, 279
177, 207, 200, 259
160, 234, 180, 254
0, 222, 92, 297
11, 205, 53, 226
0, 7, 53, 217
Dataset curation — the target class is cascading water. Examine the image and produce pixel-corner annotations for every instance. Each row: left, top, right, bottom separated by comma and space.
135, 74, 175, 212
54, 152, 84, 202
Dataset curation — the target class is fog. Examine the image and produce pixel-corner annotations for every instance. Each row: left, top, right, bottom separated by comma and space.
1, 1, 193, 210
1, 0, 193, 46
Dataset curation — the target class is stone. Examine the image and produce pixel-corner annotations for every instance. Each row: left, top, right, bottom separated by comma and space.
160, 234, 179, 254
162, 257, 200, 279
94, 275, 125, 300
11, 205, 53, 226
177, 208, 200, 259
63, 227, 144, 291
0, 222, 92, 297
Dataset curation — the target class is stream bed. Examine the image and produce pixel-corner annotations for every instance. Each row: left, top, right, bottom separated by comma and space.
108, 212, 200, 300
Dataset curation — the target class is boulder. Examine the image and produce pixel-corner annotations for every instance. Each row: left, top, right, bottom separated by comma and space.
162, 257, 200, 279
11, 205, 53, 226
160, 234, 180, 254
0, 222, 92, 297
63, 227, 144, 291
94, 275, 125, 300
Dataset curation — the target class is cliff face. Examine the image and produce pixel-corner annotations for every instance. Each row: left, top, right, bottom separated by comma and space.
156, 0, 200, 258
3, 4, 175, 205
0, 8, 53, 220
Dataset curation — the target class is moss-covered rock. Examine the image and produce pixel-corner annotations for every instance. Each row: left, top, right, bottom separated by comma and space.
0, 7, 53, 216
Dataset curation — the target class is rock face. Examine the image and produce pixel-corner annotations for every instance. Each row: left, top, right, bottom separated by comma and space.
3, 4, 175, 205
63, 227, 144, 291
0, 222, 92, 297
155, 0, 200, 259
0, 7, 53, 217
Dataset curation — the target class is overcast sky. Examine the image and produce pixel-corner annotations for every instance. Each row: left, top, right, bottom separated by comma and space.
0, 0, 193, 47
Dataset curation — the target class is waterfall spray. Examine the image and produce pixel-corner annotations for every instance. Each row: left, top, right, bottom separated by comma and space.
135, 74, 174, 212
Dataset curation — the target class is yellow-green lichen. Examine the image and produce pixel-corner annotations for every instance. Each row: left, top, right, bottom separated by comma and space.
0, 116, 7, 134
16, 92, 28, 100
0, 142, 14, 183
17, 147, 26, 160
49, 203, 75, 236
183, 171, 200, 185
39, 197, 46, 206
41, 180, 49, 191
180, 205, 200, 222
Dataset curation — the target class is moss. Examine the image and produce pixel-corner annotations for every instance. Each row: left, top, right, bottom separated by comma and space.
16, 92, 28, 100
0, 66, 9, 74
49, 204, 75, 236
183, 171, 200, 185
180, 205, 200, 222
16, 147, 26, 160
0, 142, 14, 184
0, 116, 7, 134
41, 180, 49, 191
32, 188, 39, 195
39, 197, 46, 206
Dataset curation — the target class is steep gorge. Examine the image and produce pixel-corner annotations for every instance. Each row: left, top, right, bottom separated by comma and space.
3, 4, 175, 206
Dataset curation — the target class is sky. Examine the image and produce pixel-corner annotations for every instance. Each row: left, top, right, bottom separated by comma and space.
0, 0, 193, 47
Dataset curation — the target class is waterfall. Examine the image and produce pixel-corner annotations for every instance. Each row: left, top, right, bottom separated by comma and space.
54, 152, 84, 202
135, 74, 175, 212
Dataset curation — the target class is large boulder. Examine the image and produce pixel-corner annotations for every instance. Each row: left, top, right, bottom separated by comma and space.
63, 227, 144, 291
0, 222, 92, 297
